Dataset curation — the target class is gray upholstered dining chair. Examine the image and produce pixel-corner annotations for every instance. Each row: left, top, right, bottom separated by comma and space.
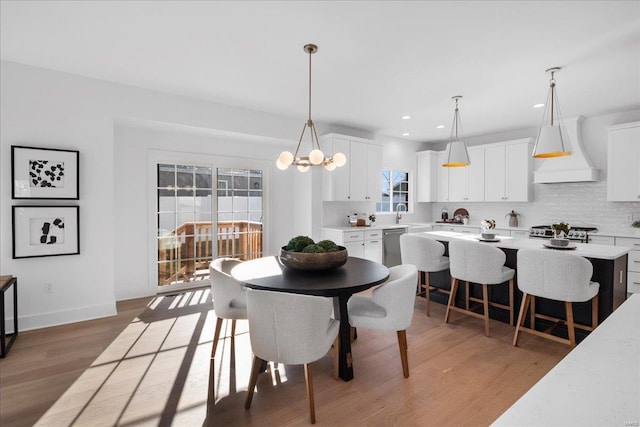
210, 258, 246, 361
346, 264, 418, 378
400, 233, 450, 316
244, 289, 340, 424
445, 240, 515, 337
513, 249, 600, 348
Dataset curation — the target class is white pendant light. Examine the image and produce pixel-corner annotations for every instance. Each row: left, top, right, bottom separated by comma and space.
532, 67, 571, 158
442, 96, 470, 167
275, 44, 346, 171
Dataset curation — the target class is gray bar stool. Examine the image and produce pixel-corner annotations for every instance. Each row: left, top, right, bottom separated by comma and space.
513, 249, 600, 348
400, 234, 450, 316
445, 240, 515, 336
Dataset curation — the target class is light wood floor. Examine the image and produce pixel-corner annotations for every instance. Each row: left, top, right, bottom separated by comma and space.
0, 287, 570, 426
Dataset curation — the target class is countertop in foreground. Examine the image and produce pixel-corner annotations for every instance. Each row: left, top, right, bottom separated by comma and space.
491, 293, 640, 426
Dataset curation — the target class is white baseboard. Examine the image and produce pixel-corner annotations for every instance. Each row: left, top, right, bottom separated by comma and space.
13, 302, 117, 332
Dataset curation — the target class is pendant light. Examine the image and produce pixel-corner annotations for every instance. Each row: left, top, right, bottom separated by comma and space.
442, 96, 470, 167
276, 44, 347, 172
532, 67, 571, 158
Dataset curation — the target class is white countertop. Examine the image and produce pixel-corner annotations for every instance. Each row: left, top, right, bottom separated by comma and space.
491, 293, 640, 426
321, 224, 409, 232
418, 231, 631, 260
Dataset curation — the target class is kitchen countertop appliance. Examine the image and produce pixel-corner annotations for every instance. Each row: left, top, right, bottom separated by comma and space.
528, 225, 598, 243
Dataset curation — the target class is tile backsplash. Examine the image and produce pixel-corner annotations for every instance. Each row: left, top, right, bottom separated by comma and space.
431, 180, 640, 235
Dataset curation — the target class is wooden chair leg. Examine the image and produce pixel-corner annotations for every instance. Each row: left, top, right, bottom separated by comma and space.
425, 272, 431, 317
592, 294, 599, 329
566, 301, 576, 348
445, 278, 459, 323
211, 317, 223, 359
482, 284, 490, 337
304, 363, 316, 424
508, 279, 514, 326
513, 293, 531, 346
465, 281, 470, 310
333, 336, 339, 380
397, 330, 409, 378
245, 355, 263, 409
530, 296, 536, 330
231, 319, 237, 339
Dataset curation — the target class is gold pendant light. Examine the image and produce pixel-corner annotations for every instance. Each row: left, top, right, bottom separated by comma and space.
442, 96, 470, 167
276, 44, 346, 172
532, 67, 571, 158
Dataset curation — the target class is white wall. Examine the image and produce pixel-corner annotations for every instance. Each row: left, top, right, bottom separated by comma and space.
0, 60, 363, 330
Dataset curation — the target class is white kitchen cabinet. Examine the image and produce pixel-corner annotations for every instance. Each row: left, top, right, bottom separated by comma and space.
589, 235, 615, 245
484, 139, 533, 202
510, 229, 530, 238
321, 134, 382, 202
416, 150, 438, 202
320, 228, 383, 263
436, 151, 449, 202
616, 237, 640, 294
448, 147, 485, 202
607, 122, 640, 202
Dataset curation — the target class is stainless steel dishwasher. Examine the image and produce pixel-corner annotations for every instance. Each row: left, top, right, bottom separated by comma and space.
383, 228, 406, 267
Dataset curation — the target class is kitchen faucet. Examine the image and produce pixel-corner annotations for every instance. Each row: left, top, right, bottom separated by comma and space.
395, 203, 407, 224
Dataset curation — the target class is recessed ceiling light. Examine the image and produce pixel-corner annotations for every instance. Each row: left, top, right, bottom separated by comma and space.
436, 125, 445, 129
402, 132, 410, 136
401, 115, 411, 120
533, 103, 545, 108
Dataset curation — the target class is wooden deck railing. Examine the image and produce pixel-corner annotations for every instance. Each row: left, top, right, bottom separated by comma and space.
158, 220, 262, 285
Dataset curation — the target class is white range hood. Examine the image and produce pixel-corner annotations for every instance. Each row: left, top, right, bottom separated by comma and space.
533, 115, 600, 183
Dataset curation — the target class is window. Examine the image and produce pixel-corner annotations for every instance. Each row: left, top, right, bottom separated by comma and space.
155, 164, 263, 289
376, 169, 409, 213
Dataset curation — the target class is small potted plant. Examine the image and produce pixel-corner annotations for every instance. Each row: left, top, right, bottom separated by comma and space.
368, 213, 376, 225
505, 210, 521, 227
481, 219, 496, 240
551, 222, 571, 246
632, 220, 640, 235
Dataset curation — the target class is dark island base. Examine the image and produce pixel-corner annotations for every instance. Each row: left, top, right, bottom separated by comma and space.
422, 245, 628, 344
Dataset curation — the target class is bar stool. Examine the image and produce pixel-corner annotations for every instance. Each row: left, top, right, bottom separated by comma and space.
513, 249, 600, 348
445, 240, 515, 336
399, 234, 450, 316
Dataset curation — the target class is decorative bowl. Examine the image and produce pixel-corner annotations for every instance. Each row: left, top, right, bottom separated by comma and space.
279, 246, 348, 271
481, 233, 497, 240
550, 238, 570, 247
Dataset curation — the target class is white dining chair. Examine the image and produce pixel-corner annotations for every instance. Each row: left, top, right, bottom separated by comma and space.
514, 248, 600, 348
346, 264, 418, 378
210, 258, 246, 360
244, 289, 339, 424
445, 240, 515, 337
400, 233, 450, 316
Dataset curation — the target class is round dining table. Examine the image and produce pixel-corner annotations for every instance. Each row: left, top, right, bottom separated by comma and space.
231, 256, 390, 381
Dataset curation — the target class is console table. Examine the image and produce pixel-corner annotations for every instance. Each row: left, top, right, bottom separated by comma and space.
1, 275, 18, 358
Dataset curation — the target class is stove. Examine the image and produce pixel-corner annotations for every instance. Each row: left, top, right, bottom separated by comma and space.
528, 225, 598, 243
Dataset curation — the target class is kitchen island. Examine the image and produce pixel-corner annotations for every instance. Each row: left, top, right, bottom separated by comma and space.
417, 231, 630, 339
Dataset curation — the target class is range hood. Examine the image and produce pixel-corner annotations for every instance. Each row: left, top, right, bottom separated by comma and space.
533, 115, 600, 183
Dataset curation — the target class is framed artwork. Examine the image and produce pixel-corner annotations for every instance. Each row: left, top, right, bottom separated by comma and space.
12, 206, 80, 259
11, 145, 79, 200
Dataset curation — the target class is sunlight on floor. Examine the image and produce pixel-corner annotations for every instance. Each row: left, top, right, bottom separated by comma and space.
33, 289, 241, 426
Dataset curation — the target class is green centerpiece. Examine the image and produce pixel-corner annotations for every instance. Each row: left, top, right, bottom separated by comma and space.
280, 235, 348, 270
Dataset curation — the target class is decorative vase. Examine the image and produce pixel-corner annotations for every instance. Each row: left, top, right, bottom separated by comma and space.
509, 216, 518, 227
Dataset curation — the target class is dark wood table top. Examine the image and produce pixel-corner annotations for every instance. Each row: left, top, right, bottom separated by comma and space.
231, 256, 390, 296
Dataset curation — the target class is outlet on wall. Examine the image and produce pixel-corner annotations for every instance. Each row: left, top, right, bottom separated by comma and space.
44, 282, 54, 293
625, 214, 633, 222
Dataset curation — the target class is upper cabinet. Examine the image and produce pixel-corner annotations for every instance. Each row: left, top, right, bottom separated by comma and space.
607, 122, 640, 202
416, 151, 438, 202
448, 147, 485, 202
417, 138, 532, 203
321, 134, 383, 202
484, 139, 533, 202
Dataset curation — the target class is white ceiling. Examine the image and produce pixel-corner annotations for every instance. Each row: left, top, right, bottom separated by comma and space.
1, 1, 639, 143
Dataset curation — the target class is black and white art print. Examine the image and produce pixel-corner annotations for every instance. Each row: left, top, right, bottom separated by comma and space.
12, 206, 80, 259
11, 146, 79, 199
